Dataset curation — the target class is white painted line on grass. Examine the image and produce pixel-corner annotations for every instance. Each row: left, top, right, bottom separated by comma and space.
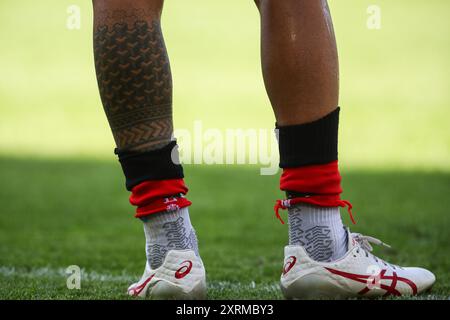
0, 266, 279, 292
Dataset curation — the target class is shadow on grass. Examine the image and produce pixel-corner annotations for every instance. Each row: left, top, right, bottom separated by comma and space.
0, 156, 448, 299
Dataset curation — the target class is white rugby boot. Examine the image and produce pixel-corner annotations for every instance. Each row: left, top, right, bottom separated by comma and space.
280, 228, 435, 299
128, 249, 206, 299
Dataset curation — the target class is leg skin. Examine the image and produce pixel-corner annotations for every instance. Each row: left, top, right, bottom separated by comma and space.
256, 0, 339, 125
93, 0, 173, 151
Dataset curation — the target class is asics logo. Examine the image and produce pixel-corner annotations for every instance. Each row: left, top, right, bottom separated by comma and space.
325, 267, 418, 296
283, 256, 297, 275
175, 260, 193, 279
129, 274, 155, 296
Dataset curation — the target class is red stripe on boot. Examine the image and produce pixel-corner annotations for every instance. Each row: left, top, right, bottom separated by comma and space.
275, 161, 354, 224
130, 179, 191, 218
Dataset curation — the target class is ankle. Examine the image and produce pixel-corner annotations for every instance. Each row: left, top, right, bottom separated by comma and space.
142, 208, 199, 268
288, 204, 347, 262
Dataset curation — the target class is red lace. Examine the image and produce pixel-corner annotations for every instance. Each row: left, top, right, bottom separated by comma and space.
274, 198, 355, 225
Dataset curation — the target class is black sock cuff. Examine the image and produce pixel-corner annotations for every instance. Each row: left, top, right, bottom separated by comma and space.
277, 107, 340, 168
115, 140, 184, 191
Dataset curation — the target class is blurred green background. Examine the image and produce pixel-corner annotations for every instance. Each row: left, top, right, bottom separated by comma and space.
0, 0, 449, 299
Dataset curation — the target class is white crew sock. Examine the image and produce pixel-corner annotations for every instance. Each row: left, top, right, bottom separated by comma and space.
288, 204, 347, 262
141, 207, 199, 269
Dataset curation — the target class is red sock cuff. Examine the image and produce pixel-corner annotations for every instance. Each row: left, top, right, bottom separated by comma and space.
280, 160, 342, 195
276, 161, 354, 224
130, 179, 192, 218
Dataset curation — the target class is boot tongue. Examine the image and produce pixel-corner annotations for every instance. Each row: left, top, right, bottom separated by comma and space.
345, 227, 356, 251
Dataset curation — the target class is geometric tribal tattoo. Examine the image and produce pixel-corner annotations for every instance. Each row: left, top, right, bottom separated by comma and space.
94, 16, 173, 151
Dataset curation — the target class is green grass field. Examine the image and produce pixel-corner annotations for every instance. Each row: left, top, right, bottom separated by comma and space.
0, 0, 449, 299
0, 158, 449, 299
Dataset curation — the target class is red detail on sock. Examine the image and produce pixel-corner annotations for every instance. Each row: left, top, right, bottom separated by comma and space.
275, 161, 355, 225
130, 179, 192, 218
280, 161, 343, 194
130, 179, 188, 204
134, 196, 192, 218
